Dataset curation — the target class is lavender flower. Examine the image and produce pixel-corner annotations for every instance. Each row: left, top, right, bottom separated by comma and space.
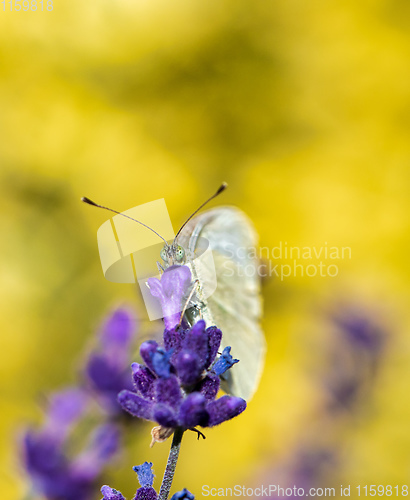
118, 318, 246, 439
118, 266, 246, 444
22, 388, 120, 500
101, 486, 126, 500
332, 307, 386, 355
325, 306, 387, 412
118, 266, 246, 438
85, 308, 136, 412
263, 447, 337, 500
147, 265, 192, 330
101, 462, 194, 500
256, 306, 388, 500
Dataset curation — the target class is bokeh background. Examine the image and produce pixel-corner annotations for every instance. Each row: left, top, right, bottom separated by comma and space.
1, 0, 410, 498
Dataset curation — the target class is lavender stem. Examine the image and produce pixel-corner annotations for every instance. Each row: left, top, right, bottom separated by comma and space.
158, 427, 184, 500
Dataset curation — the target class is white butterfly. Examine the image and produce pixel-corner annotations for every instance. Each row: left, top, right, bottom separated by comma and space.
159, 185, 265, 401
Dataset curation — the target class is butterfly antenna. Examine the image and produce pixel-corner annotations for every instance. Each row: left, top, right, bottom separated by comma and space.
173, 182, 228, 242
81, 196, 169, 245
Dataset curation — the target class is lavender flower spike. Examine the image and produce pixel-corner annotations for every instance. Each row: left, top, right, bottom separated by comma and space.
118, 319, 246, 439
23, 388, 120, 500
101, 485, 126, 500
85, 307, 136, 413
133, 462, 158, 500
147, 265, 192, 330
101, 464, 194, 500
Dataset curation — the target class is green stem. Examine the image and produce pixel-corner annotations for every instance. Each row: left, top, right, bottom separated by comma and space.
158, 427, 184, 500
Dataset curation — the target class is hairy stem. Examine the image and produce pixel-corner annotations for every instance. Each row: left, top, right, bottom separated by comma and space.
158, 427, 184, 500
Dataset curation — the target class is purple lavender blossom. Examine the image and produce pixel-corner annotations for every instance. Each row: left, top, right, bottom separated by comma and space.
101, 462, 194, 500
325, 307, 387, 412
22, 388, 120, 500
288, 448, 336, 492
132, 462, 158, 500
70, 424, 121, 481
118, 317, 246, 436
101, 486, 126, 500
85, 308, 136, 412
332, 307, 386, 354
44, 388, 87, 440
119, 266, 246, 436
263, 447, 337, 500
147, 265, 192, 330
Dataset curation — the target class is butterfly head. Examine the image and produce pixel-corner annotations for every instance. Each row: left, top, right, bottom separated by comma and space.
160, 243, 186, 266
82, 182, 227, 269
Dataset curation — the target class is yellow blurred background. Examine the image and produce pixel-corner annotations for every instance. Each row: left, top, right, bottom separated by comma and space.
1, 1, 409, 498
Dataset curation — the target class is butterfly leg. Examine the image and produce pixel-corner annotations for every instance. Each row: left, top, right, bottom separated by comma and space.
194, 303, 203, 320
178, 279, 200, 326
188, 427, 206, 440
156, 260, 165, 275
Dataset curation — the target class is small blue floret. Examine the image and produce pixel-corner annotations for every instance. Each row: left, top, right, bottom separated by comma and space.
170, 488, 195, 500
213, 346, 239, 376
133, 461, 155, 488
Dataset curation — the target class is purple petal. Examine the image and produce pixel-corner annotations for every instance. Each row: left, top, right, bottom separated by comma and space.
163, 326, 185, 355
140, 341, 159, 374
183, 320, 208, 372
147, 277, 164, 299
134, 486, 158, 500
86, 354, 132, 393
174, 350, 202, 386
179, 393, 209, 428
154, 376, 182, 409
101, 485, 126, 500
148, 266, 192, 330
333, 310, 385, 353
90, 424, 120, 461
47, 388, 87, 430
153, 403, 179, 428
206, 326, 222, 367
23, 430, 90, 500
151, 348, 172, 378
101, 308, 135, 348
22, 431, 65, 474
198, 373, 220, 401
118, 390, 153, 420
133, 461, 154, 487
71, 424, 120, 481
206, 396, 246, 427
132, 363, 156, 399
160, 265, 192, 299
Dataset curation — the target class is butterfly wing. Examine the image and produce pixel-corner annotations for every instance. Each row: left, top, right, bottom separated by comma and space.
176, 206, 265, 401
